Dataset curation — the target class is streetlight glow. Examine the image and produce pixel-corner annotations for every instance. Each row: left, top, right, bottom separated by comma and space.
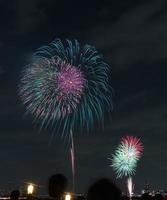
27, 184, 34, 195
65, 193, 71, 200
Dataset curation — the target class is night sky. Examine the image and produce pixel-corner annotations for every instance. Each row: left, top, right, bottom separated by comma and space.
0, 0, 167, 194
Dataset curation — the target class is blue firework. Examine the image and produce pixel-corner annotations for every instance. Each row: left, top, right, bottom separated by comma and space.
19, 39, 113, 137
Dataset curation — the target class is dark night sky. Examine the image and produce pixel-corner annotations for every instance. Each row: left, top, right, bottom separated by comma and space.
0, 0, 167, 194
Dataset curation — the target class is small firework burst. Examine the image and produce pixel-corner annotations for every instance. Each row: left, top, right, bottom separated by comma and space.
109, 136, 143, 178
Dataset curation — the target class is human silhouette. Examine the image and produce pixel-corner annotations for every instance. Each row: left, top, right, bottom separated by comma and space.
10, 190, 20, 200
48, 174, 68, 200
87, 178, 121, 200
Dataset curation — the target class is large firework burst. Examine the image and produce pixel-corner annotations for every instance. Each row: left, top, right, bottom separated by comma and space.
110, 136, 143, 178
19, 39, 113, 136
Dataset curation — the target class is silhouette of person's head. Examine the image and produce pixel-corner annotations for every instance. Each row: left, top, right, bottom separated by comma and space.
48, 174, 68, 199
10, 190, 20, 200
87, 178, 121, 200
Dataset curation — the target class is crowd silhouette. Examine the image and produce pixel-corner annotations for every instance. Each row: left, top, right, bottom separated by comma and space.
8, 174, 166, 200
48, 174, 68, 200
87, 178, 121, 200
10, 190, 20, 200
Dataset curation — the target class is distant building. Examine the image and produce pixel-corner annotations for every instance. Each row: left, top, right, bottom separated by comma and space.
142, 181, 150, 194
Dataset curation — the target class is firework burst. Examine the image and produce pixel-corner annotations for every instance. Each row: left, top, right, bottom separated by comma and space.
110, 136, 143, 178
122, 136, 144, 158
19, 39, 113, 136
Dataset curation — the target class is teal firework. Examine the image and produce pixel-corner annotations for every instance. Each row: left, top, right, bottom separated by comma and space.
110, 143, 137, 178
110, 136, 143, 178
19, 39, 113, 137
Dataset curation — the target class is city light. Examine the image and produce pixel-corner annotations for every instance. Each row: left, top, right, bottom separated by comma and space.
27, 184, 34, 195
65, 193, 72, 200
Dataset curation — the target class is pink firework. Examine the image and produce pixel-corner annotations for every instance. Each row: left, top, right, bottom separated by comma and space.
52, 60, 86, 118
57, 64, 85, 94
121, 136, 144, 158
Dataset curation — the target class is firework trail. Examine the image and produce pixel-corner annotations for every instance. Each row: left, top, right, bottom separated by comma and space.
110, 136, 143, 178
70, 130, 75, 192
127, 177, 133, 199
19, 39, 113, 137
